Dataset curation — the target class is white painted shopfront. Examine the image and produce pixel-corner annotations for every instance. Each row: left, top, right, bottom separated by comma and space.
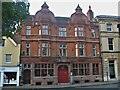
0, 67, 19, 86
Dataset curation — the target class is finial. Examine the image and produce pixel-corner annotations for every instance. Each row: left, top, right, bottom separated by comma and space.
75, 4, 82, 12
41, 1, 49, 9
89, 5, 91, 10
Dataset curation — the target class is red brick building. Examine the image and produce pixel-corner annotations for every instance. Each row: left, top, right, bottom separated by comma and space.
20, 2, 102, 85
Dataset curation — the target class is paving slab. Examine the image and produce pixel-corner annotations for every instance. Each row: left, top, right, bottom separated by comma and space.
1, 80, 119, 89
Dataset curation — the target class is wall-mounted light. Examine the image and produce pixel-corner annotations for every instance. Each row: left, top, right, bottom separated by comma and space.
97, 51, 99, 55
105, 59, 108, 62
81, 77, 83, 80
34, 21, 39, 26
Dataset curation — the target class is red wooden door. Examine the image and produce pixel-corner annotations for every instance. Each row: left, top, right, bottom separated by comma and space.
58, 65, 69, 83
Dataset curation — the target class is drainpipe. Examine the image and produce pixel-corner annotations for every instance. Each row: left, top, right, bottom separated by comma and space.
101, 53, 104, 82
98, 22, 104, 82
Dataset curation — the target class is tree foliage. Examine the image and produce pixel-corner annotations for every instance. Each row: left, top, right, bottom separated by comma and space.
2, 1, 30, 37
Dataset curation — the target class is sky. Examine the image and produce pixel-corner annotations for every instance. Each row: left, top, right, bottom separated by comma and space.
28, 0, 119, 17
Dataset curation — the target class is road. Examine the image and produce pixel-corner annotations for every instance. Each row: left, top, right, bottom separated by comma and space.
1, 83, 119, 90
76, 83, 118, 88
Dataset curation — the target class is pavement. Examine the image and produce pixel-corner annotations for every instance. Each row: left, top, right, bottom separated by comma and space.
1, 80, 119, 89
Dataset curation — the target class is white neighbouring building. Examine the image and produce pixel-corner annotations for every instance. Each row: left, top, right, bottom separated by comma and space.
96, 15, 120, 81
0, 36, 20, 86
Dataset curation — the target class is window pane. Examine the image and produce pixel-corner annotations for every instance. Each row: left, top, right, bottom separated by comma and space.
48, 69, 54, 76
80, 49, 84, 56
51, 64, 54, 68
79, 69, 84, 75
92, 29, 95, 37
6, 54, 11, 62
45, 64, 47, 68
85, 69, 89, 75
63, 44, 66, 48
26, 26, 31, 29
78, 27, 83, 36
26, 44, 30, 56
42, 43, 48, 56
41, 69, 47, 76
92, 63, 99, 75
92, 45, 96, 56
42, 25, 48, 35
26, 30, 30, 35
108, 38, 113, 50
38, 44, 40, 56
59, 27, 66, 37
78, 32, 83, 36
59, 49, 62, 56
63, 28, 66, 31
59, 44, 67, 56
26, 26, 31, 35
42, 48, 47, 55
79, 44, 84, 56
28, 64, 31, 68
108, 38, 113, 44
35, 69, 40, 76
73, 69, 78, 76
48, 64, 50, 68
42, 30, 45, 35
34, 63, 54, 77
74, 28, 77, 36
107, 24, 112, 32
63, 49, 66, 56
59, 45, 62, 48
109, 45, 113, 50
79, 64, 82, 68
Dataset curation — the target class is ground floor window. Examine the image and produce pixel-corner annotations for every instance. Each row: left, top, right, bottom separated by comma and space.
92, 63, 99, 75
4, 72, 17, 84
34, 63, 54, 77
72, 63, 89, 76
22, 63, 31, 69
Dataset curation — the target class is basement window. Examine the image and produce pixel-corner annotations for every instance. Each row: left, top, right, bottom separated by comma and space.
47, 81, 53, 85
36, 82, 41, 85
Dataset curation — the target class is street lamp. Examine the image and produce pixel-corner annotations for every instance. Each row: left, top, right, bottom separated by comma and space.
70, 71, 73, 84
17, 62, 22, 86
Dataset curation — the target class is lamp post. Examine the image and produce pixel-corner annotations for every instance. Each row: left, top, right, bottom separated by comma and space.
70, 71, 73, 84
17, 62, 22, 86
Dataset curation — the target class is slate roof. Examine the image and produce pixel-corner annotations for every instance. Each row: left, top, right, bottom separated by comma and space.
96, 15, 120, 20
55, 17, 70, 25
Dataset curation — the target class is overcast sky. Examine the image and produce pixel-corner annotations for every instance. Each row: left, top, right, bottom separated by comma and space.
28, 0, 119, 17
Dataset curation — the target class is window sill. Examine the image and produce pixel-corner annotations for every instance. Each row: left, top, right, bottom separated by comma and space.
5, 62, 11, 64
58, 36, 66, 37
41, 56, 49, 57
34, 76, 55, 78
79, 55, 86, 57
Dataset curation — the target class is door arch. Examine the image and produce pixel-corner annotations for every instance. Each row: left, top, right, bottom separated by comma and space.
58, 65, 69, 83
23, 69, 31, 84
